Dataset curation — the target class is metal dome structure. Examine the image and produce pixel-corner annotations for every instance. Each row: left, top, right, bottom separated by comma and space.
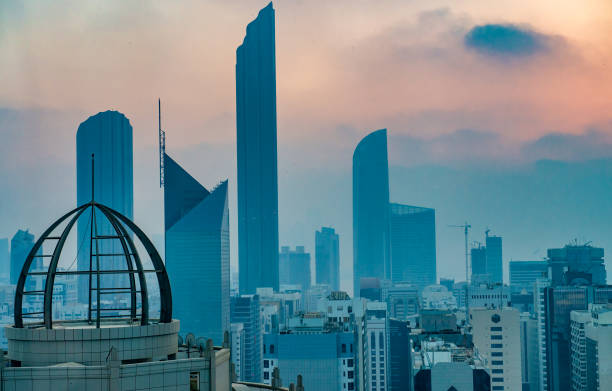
14, 201, 172, 329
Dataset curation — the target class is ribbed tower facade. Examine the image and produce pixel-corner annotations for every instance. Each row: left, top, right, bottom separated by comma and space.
315, 227, 340, 291
352, 129, 390, 296
164, 154, 230, 345
236, 2, 279, 294
76, 111, 133, 304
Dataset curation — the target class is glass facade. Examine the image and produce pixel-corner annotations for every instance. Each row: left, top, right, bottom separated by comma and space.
231, 295, 262, 383
164, 154, 229, 345
236, 2, 279, 294
353, 129, 390, 295
315, 227, 340, 291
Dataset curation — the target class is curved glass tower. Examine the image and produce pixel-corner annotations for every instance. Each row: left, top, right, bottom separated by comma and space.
76, 110, 133, 304
236, 2, 279, 294
352, 129, 390, 296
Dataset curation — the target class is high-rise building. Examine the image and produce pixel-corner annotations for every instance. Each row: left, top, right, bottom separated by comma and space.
315, 227, 340, 291
279, 246, 311, 292
520, 312, 540, 391
0, 238, 9, 284
236, 2, 279, 294
231, 322, 245, 381
357, 301, 389, 391
486, 233, 503, 284
470, 244, 488, 282
388, 319, 412, 391
353, 129, 390, 295
471, 307, 522, 391
164, 154, 230, 345
382, 282, 419, 319
389, 204, 436, 291
76, 111, 133, 303
584, 305, 612, 391
547, 244, 606, 286
509, 260, 548, 293
231, 294, 262, 383
10, 230, 36, 285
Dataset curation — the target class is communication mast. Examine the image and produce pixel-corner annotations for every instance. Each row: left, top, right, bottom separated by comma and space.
158, 98, 166, 188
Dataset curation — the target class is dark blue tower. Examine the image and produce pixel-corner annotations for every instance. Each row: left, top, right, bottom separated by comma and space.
236, 2, 279, 294
353, 129, 391, 296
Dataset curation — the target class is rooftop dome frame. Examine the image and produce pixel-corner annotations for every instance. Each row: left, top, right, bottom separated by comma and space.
14, 201, 172, 329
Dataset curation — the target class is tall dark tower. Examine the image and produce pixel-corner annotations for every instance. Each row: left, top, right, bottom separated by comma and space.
236, 2, 279, 294
353, 129, 391, 296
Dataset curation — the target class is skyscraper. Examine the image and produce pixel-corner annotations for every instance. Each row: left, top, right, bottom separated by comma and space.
76, 111, 133, 303
389, 203, 436, 291
279, 246, 311, 292
486, 233, 503, 284
10, 230, 35, 285
236, 2, 279, 294
547, 244, 606, 286
353, 129, 390, 296
164, 154, 230, 345
470, 244, 487, 279
509, 260, 548, 293
315, 227, 340, 291
0, 238, 8, 284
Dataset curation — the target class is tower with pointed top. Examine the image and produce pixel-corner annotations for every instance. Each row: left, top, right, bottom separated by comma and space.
236, 2, 279, 294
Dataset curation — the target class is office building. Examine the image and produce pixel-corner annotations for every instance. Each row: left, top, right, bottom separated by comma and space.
305, 284, 331, 312
382, 282, 419, 319
486, 234, 503, 284
471, 244, 487, 281
0, 238, 8, 284
164, 153, 230, 345
471, 307, 522, 391
262, 313, 355, 391
10, 229, 37, 285
468, 284, 510, 310
231, 294, 262, 383
315, 227, 340, 291
231, 322, 245, 381
520, 313, 540, 391
76, 110, 133, 303
279, 246, 311, 291
257, 287, 302, 333
584, 305, 612, 391
389, 204, 436, 291
509, 261, 548, 294
388, 319, 412, 391
421, 285, 457, 310
353, 129, 390, 295
546, 244, 606, 286
236, 2, 280, 294
357, 301, 388, 391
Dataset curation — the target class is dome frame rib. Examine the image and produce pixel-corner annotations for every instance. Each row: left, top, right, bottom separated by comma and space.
14, 202, 172, 329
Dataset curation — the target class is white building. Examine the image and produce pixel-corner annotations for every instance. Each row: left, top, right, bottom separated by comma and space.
470, 307, 522, 391
231, 322, 245, 381
534, 279, 550, 391
421, 285, 457, 310
467, 284, 510, 309
359, 301, 388, 391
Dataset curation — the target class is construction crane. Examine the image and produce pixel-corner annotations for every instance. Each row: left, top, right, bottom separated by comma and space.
158, 98, 166, 188
449, 222, 471, 325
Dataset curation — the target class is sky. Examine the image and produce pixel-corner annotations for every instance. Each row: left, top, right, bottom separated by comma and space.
1, 0, 612, 294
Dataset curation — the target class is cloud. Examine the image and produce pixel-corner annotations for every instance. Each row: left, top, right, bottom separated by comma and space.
464, 24, 551, 57
521, 129, 612, 161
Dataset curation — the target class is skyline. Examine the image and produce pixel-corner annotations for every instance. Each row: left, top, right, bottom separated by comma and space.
1, 0, 612, 293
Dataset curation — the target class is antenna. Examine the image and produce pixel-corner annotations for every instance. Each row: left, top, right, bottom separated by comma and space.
449, 222, 471, 325
158, 98, 166, 188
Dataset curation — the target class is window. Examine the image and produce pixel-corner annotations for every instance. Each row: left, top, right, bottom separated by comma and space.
492, 360, 503, 365
348, 359, 354, 367
264, 372, 269, 380
491, 335, 503, 340
350, 344, 353, 353
348, 371, 354, 379
491, 327, 502, 332
379, 333, 384, 350
190, 372, 200, 391
492, 377, 504, 382
264, 360, 269, 368
270, 344, 275, 354
371, 333, 376, 347
342, 344, 347, 353
492, 369, 503, 374
491, 344, 503, 348
492, 387, 504, 391
492, 352, 503, 357
348, 383, 354, 390
263, 344, 266, 354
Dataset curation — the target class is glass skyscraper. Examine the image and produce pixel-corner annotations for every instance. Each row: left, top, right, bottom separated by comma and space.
10, 230, 35, 285
0, 238, 9, 284
76, 110, 133, 303
389, 203, 436, 291
231, 295, 262, 383
279, 246, 311, 292
164, 154, 230, 345
353, 129, 390, 296
315, 227, 340, 291
236, 2, 279, 294
485, 234, 503, 284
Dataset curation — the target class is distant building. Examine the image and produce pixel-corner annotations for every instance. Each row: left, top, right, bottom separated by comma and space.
10, 229, 36, 285
388, 319, 412, 391
439, 278, 454, 292
0, 238, 8, 284
315, 227, 340, 291
509, 260, 548, 294
471, 244, 487, 281
231, 322, 245, 381
353, 129, 390, 295
279, 246, 311, 292
164, 154, 230, 345
421, 285, 457, 310
520, 313, 540, 391
76, 110, 133, 304
471, 307, 522, 391
383, 282, 419, 319
357, 301, 388, 391
485, 234, 503, 284
236, 2, 280, 294
389, 204, 436, 291
359, 277, 384, 302
257, 287, 302, 333
419, 310, 457, 333
467, 284, 510, 310
231, 294, 262, 383
305, 284, 331, 313
546, 244, 606, 286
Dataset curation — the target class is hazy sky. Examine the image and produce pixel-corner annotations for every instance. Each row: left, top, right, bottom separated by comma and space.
1, 1, 611, 293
